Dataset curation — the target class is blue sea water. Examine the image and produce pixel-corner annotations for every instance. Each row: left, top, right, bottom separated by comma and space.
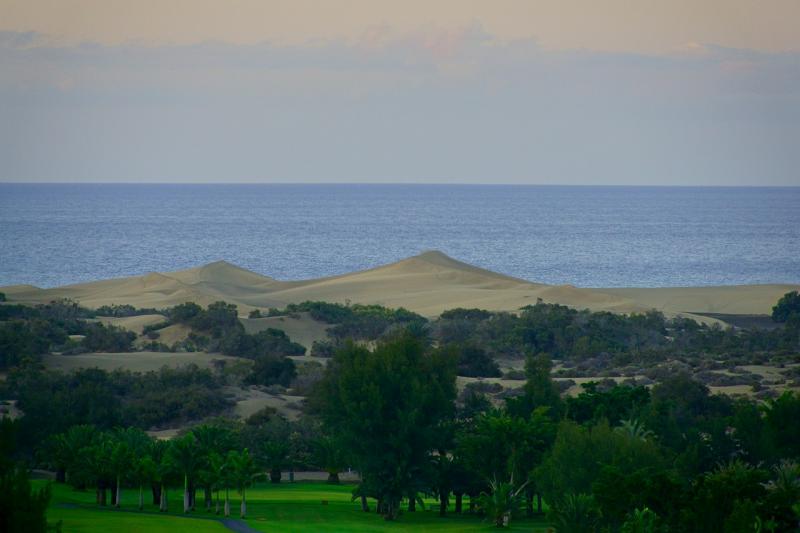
0, 184, 798, 289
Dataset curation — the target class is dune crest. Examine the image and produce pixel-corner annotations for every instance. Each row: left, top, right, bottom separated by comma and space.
2, 251, 796, 320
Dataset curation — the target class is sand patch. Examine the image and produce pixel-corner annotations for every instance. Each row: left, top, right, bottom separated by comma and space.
241, 312, 329, 349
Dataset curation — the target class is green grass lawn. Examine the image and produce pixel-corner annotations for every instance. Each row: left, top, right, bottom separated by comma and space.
41, 480, 552, 532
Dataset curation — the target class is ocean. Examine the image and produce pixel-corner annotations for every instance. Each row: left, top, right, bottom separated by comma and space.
1, 184, 798, 289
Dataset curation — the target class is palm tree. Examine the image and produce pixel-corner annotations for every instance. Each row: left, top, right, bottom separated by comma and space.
132, 456, 157, 511
47, 425, 98, 487
226, 449, 258, 519
312, 435, 347, 484
84, 434, 115, 506
110, 439, 132, 508
616, 419, 654, 441
477, 476, 530, 527
192, 424, 236, 511
164, 434, 204, 513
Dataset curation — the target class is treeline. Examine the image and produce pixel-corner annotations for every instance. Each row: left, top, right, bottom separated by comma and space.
305, 334, 800, 530
11, 333, 799, 531
0, 300, 136, 368
8, 409, 336, 520
5, 365, 233, 449
267, 296, 800, 366
435, 301, 800, 361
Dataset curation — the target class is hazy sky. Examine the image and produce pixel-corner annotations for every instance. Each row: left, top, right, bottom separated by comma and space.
1, 1, 799, 185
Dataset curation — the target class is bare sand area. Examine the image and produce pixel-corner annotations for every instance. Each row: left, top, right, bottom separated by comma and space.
4, 251, 796, 323
241, 313, 330, 349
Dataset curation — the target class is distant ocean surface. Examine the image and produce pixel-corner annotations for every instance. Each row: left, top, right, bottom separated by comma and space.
1, 184, 798, 289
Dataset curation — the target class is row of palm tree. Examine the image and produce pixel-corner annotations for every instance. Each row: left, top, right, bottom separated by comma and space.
43, 425, 259, 518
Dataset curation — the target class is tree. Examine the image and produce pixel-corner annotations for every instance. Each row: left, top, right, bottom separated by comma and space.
772, 291, 800, 323
312, 435, 347, 484
536, 419, 666, 514
226, 449, 258, 519
311, 334, 457, 520
132, 456, 157, 511
0, 418, 52, 533
457, 409, 555, 519
505, 353, 562, 420
455, 344, 501, 377
164, 434, 204, 513
192, 424, 237, 511
477, 478, 528, 527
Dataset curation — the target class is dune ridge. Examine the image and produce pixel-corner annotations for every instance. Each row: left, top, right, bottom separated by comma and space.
2, 251, 796, 320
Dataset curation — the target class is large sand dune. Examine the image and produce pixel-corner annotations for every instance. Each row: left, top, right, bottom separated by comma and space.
3, 251, 796, 321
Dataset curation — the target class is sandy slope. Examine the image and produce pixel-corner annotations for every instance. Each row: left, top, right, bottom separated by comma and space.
3, 251, 796, 320
241, 313, 330, 350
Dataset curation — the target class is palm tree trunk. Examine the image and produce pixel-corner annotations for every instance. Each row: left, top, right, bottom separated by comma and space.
115, 475, 121, 508
408, 492, 416, 512
138, 485, 144, 511
152, 483, 160, 505
160, 484, 168, 512
240, 487, 246, 519
215, 490, 220, 515
536, 492, 543, 515
183, 474, 189, 513
224, 488, 230, 517
360, 494, 368, 512
439, 491, 447, 516
205, 486, 212, 511
454, 492, 463, 514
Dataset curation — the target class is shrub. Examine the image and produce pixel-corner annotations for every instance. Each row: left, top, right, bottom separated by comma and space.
772, 291, 800, 323
80, 322, 136, 352
245, 356, 297, 387
548, 493, 602, 533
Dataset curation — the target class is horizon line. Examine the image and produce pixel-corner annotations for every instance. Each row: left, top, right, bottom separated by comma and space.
1, 181, 799, 188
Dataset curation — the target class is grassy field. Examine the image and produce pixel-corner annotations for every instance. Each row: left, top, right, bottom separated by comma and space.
41, 480, 551, 532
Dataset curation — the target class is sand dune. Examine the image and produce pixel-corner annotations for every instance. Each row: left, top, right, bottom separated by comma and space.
3, 251, 796, 321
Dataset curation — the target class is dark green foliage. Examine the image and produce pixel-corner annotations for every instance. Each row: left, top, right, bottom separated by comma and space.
310, 339, 339, 357
168, 302, 203, 323
566, 382, 650, 425
690, 460, 769, 532
284, 301, 427, 340
548, 492, 602, 533
434, 299, 799, 360
80, 322, 136, 352
0, 319, 66, 369
763, 392, 800, 460
7, 365, 232, 447
455, 343, 501, 377
772, 291, 800, 323
0, 419, 53, 533
457, 409, 555, 485
536, 420, 666, 509
244, 355, 297, 387
439, 308, 493, 321
94, 304, 159, 317
0, 291, 5, 301
505, 353, 563, 420
225, 328, 305, 359
311, 334, 457, 519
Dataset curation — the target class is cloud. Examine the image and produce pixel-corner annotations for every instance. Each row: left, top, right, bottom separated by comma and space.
0, 29, 798, 185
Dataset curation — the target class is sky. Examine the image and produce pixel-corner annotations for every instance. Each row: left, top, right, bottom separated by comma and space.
1, 0, 799, 185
